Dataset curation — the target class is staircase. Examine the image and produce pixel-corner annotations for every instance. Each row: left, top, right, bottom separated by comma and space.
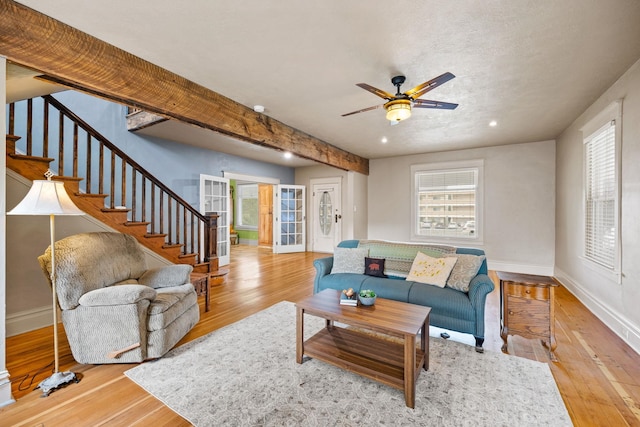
6, 95, 219, 276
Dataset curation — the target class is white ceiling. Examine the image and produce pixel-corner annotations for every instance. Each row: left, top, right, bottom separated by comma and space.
10, 1, 640, 169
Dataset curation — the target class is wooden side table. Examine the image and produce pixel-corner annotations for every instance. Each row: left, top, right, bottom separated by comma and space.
498, 271, 559, 361
190, 272, 210, 312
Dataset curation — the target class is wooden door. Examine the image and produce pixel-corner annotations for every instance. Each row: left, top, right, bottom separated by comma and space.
258, 184, 273, 246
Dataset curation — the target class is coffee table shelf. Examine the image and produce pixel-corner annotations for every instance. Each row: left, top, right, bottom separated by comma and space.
303, 326, 426, 390
296, 289, 431, 408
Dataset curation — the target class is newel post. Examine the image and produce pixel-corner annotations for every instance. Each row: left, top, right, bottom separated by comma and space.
203, 212, 219, 262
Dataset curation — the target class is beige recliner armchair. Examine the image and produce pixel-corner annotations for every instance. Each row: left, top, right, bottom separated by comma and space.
38, 232, 200, 364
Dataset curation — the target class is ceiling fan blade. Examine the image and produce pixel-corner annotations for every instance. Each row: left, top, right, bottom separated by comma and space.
341, 104, 383, 117
356, 83, 395, 100
404, 72, 455, 99
413, 99, 459, 110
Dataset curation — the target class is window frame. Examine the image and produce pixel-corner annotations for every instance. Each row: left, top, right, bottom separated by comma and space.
581, 100, 622, 280
411, 159, 484, 244
235, 183, 259, 229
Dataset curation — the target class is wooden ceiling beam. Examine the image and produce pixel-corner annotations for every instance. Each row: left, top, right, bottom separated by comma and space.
0, 0, 369, 175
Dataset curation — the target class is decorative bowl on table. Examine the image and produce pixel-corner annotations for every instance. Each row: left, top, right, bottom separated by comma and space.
358, 290, 377, 306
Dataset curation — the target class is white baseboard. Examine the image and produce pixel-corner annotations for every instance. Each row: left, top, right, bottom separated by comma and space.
6, 305, 52, 337
555, 268, 640, 355
487, 260, 554, 276
0, 370, 16, 408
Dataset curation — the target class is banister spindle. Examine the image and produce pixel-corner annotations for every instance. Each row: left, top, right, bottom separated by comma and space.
85, 134, 92, 193
121, 160, 127, 207
98, 142, 104, 195
72, 123, 79, 177
26, 98, 33, 155
150, 183, 156, 234
58, 111, 64, 176
8, 103, 15, 135
43, 100, 49, 157
109, 151, 116, 209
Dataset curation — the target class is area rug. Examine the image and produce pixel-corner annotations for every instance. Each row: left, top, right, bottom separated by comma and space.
125, 301, 572, 426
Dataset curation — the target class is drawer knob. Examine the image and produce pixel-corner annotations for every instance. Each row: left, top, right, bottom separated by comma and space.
525, 290, 531, 294
509, 311, 514, 315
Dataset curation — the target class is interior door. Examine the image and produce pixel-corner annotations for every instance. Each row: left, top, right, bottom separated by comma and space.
199, 174, 230, 266
312, 179, 342, 253
273, 185, 305, 253
258, 184, 273, 246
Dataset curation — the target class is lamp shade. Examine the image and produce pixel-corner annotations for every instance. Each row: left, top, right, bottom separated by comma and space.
385, 100, 412, 122
8, 180, 85, 216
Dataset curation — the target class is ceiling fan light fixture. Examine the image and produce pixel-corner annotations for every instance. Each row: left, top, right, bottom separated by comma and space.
385, 100, 412, 122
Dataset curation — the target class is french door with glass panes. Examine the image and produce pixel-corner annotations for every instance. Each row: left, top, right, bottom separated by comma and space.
199, 174, 230, 266
273, 185, 306, 253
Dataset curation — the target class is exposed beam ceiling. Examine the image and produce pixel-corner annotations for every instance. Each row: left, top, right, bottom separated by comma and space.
0, 0, 368, 174
4, 1, 640, 169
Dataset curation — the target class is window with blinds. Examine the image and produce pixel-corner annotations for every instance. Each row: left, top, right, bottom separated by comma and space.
413, 165, 480, 240
584, 120, 618, 269
237, 183, 258, 228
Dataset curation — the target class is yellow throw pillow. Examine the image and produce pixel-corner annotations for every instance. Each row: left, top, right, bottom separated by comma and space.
406, 252, 458, 288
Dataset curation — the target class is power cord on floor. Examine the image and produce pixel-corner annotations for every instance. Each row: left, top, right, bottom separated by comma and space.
11, 360, 54, 392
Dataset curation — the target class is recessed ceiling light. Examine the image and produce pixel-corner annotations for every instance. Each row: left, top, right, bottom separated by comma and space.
381, 137, 388, 144
283, 152, 292, 159
253, 105, 265, 113
489, 120, 498, 127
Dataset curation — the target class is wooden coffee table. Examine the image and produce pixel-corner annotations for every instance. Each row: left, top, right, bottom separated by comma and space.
296, 289, 431, 408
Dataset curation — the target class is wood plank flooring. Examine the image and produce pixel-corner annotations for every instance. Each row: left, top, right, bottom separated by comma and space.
2, 245, 640, 426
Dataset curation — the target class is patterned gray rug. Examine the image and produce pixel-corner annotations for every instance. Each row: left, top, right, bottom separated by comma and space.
125, 301, 572, 426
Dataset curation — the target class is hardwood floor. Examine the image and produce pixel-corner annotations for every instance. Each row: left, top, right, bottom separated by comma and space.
2, 245, 640, 426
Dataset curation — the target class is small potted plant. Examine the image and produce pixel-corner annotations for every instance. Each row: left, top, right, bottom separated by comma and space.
358, 289, 377, 306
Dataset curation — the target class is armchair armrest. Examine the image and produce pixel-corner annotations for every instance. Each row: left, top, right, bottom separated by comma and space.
139, 264, 193, 289
313, 257, 334, 293
78, 284, 157, 307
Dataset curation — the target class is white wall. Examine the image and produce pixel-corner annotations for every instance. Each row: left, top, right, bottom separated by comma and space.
368, 140, 556, 275
295, 164, 368, 251
1, 56, 15, 407
555, 58, 640, 354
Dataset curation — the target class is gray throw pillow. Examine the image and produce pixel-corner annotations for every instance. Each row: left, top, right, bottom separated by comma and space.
330, 247, 369, 274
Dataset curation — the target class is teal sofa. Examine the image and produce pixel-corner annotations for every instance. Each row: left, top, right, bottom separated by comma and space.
313, 240, 495, 352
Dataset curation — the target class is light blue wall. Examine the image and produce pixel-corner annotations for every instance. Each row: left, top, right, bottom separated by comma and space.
51, 91, 295, 209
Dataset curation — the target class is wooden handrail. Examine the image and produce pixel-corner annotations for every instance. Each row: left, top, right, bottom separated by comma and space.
8, 95, 215, 265
42, 95, 206, 222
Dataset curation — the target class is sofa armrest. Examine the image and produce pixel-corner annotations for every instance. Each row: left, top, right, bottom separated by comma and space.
467, 273, 496, 338
313, 257, 334, 293
78, 284, 157, 307
139, 264, 193, 289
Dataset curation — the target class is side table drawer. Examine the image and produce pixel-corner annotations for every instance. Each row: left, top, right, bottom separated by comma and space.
507, 298, 550, 337
505, 282, 549, 301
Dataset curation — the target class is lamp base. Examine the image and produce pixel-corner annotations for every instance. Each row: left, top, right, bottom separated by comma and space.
37, 371, 80, 397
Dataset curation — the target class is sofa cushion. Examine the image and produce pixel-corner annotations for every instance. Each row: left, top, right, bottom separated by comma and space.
361, 276, 412, 302
408, 282, 475, 322
446, 254, 486, 292
330, 247, 369, 274
364, 257, 386, 277
406, 252, 458, 288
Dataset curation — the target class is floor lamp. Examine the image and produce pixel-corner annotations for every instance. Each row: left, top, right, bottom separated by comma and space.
8, 173, 85, 396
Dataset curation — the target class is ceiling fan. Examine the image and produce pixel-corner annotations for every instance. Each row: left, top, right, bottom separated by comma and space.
342, 72, 458, 123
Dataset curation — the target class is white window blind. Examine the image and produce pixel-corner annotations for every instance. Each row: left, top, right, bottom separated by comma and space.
413, 165, 480, 240
584, 120, 617, 268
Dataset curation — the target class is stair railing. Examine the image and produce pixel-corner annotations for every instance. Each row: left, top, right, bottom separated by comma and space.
7, 95, 216, 265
